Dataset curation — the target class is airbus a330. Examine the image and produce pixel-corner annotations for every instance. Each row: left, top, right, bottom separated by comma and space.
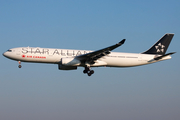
3, 33, 175, 76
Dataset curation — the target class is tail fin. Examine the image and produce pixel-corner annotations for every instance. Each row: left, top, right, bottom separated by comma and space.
142, 33, 174, 55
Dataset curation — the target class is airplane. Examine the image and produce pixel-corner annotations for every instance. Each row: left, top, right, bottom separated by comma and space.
3, 33, 175, 76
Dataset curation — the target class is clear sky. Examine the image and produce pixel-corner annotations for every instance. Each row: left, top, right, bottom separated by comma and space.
0, 0, 180, 120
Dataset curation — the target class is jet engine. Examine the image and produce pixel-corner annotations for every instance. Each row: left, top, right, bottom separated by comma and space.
58, 64, 77, 70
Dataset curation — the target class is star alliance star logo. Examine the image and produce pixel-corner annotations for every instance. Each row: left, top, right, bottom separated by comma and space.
155, 43, 165, 53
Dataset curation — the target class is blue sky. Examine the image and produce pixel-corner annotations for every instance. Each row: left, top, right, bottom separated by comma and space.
0, 0, 180, 120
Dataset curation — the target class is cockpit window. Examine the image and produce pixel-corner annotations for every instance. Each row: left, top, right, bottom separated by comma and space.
7, 49, 12, 52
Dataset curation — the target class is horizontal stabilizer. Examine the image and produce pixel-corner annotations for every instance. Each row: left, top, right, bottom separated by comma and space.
154, 52, 176, 60
148, 52, 176, 62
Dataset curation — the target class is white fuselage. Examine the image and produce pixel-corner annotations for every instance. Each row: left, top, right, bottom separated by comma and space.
3, 47, 171, 68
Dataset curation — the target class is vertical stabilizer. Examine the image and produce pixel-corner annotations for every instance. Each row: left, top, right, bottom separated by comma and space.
142, 34, 174, 55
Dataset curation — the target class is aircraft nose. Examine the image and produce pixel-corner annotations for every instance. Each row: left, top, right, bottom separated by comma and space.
3, 52, 6, 57
3, 52, 8, 58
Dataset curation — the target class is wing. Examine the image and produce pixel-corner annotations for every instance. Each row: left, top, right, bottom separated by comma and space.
76, 39, 126, 64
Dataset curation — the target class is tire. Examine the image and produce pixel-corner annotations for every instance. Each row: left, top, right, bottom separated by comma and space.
83, 70, 87, 74
90, 70, 94, 74
88, 73, 92, 76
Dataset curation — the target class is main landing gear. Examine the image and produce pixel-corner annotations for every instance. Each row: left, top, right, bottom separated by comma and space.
83, 66, 94, 76
18, 61, 22, 68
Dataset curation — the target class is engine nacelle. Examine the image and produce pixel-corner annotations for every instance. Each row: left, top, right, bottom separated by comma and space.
58, 64, 77, 70
61, 57, 81, 66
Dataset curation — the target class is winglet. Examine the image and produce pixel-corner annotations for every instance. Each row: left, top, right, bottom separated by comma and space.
117, 39, 126, 45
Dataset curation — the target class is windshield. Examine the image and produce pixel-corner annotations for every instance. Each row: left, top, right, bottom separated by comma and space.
7, 49, 12, 52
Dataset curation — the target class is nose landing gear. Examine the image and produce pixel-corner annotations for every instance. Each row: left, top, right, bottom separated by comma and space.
18, 61, 22, 68
83, 66, 94, 76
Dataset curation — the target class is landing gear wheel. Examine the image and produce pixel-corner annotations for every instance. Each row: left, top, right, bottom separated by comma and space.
83, 66, 95, 76
90, 70, 94, 74
88, 73, 92, 76
85, 67, 90, 71
18, 65, 22, 68
83, 70, 88, 74
18, 61, 22, 68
